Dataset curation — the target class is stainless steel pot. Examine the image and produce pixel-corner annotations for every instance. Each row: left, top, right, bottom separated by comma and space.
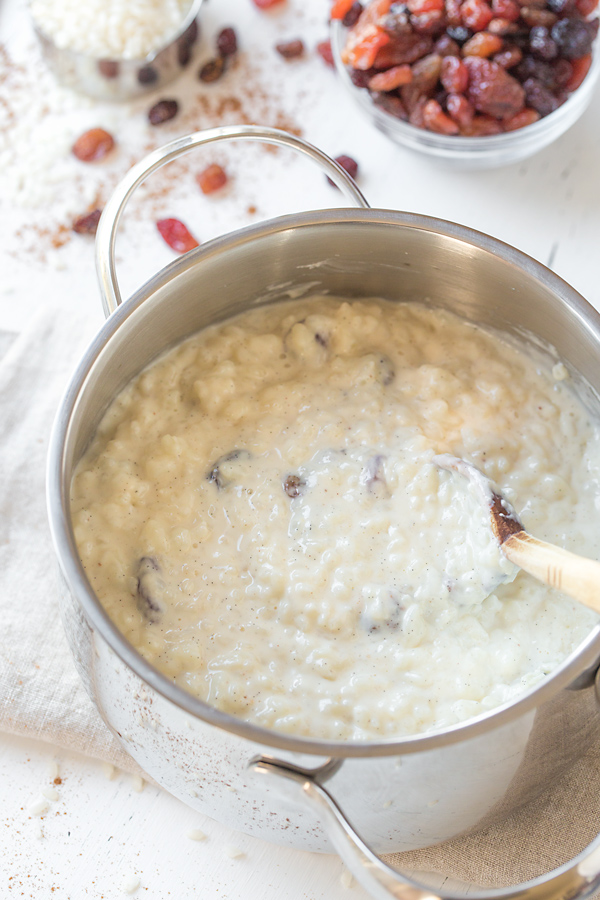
47, 125, 600, 900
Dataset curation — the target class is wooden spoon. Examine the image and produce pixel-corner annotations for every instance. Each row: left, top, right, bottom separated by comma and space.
434, 453, 600, 614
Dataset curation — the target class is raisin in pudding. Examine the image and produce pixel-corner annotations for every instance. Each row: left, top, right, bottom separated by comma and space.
70, 298, 600, 740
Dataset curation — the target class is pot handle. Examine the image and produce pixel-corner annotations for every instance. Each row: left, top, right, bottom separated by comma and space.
95, 124, 370, 318
251, 755, 600, 900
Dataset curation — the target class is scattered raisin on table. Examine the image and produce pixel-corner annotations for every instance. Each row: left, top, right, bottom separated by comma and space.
326, 154, 359, 186
196, 164, 228, 194
156, 218, 199, 253
72, 128, 114, 162
252, 0, 286, 7
217, 26, 238, 57
73, 209, 102, 235
317, 39, 336, 65
339, 0, 598, 136
148, 99, 179, 125
199, 56, 226, 82
276, 39, 305, 58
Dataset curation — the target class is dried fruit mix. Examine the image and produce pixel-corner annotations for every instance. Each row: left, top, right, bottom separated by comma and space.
338, 0, 598, 135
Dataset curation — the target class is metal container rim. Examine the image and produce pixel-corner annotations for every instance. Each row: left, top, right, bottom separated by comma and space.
47, 206, 600, 759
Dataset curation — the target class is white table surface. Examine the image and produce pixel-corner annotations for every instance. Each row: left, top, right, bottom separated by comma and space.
1, 0, 600, 896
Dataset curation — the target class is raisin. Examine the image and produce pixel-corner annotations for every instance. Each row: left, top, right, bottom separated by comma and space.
441, 55, 469, 91
283, 474, 305, 497
412, 10, 447, 34
317, 39, 335, 66
148, 99, 179, 126
494, 44, 523, 67
465, 56, 525, 118
503, 106, 541, 128
326, 154, 359, 186
412, 51, 443, 88
529, 25, 558, 59
275, 39, 305, 58
196, 163, 228, 194
72, 128, 114, 162
181, 18, 199, 47
523, 76, 560, 114
216, 26, 238, 57
136, 557, 164, 624
178, 39, 192, 67
551, 17, 595, 59
520, 7, 558, 26
368, 63, 413, 88
460, 113, 504, 132
361, 455, 389, 494
423, 97, 461, 131
252, 0, 286, 7
199, 57, 225, 82
343, 1, 365, 26
488, 18, 519, 36
379, 6, 413, 34
137, 65, 158, 85
408, 0, 444, 12
73, 209, 102, 234
515, 54, 557, 86
208, 449, 252, 489
98, 60, 119, 79
434, 34, 461, 55
575, 0, 598, 13
462, 31, 504, 56
373, 91, 409, 117
446, 25, 473, 44
374, 34, 434, 66
447, 91, 475, 124
553, 57, 574, 87
156, 218, 199, 253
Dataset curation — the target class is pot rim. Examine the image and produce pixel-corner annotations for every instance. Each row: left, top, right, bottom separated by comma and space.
47, 206, 600, 758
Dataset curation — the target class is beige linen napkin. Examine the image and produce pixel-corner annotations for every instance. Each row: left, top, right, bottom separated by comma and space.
0, 306, 141, 773
0, 306, 599, 892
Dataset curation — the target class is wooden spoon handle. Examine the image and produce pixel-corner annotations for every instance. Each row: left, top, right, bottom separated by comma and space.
503, 531, 600, 614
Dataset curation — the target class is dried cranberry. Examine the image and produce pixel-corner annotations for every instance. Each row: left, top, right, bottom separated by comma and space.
73, 209, 102, 234
275, 39, 305, 58
565, 53, 591, 89
252, 0, 285, 7
523, 76, 560, 114
156, 219, 199, 253
465, 56, 526, 117
551, 17, 595, 59
529, 25, 558, 60
327, 154, 359, 186
491, 0, 521, 20
148, 99, 179, 125
343, 1, 364, 26
72, 128, 114, 162
488, 17, 519, 35
217, 26, 238, 57
461, 0, 494, 32
316, 39, 335, 66
350, 66, 376, 86
199, 57, 225, 82
196, 163, 228, 194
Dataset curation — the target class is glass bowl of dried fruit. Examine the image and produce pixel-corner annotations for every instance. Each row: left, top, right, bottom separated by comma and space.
331, 0, 599, 168
30, 0, 204, 101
